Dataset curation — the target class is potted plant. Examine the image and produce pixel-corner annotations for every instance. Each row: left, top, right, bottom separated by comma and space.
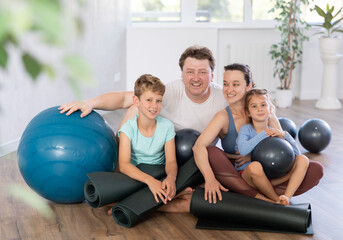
312, 4, 343, 110
269, 0, 310, 108
312, 4, 343, 55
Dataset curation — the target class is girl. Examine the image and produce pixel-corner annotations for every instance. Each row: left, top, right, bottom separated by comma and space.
236, 89, 309, 205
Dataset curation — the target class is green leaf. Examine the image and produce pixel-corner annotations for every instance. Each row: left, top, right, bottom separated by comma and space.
0, 11, 10, 43
332, 18, 343, 27
63, 54, 93, 85
8, 184, 54, 219
314, 5, 326, 17
29, 0, 64, 45
22, 53, 43, 80
333, 7, 343, 19
0, 44, 8, 68
43, 64, 56, 79
332, 28, 343, 34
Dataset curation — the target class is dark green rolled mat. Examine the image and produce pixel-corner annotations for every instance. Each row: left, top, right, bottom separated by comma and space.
84, 164, 166, 208
112, 157, 204, 228
190, 187, 313, 234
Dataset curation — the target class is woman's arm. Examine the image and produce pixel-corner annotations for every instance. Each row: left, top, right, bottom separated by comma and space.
192, 110, 229, 203
118, 132, 167, 203
268, 112, 282, 130
163, 138, 178, 200
59, 91, 134, 117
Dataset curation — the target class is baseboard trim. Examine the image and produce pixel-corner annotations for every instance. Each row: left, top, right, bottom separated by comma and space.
0, 139, 19, 157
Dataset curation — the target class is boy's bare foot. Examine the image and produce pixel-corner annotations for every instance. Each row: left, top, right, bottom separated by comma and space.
279, 195, 290, 206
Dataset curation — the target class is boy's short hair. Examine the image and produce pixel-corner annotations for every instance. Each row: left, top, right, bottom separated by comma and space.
134, 74, 165, 98
179, 45, 215, 72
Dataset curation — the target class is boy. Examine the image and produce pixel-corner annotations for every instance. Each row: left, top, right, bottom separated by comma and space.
118, 74, 178, 205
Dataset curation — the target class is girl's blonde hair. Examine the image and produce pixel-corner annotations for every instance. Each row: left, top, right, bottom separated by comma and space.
244, 89, 275, 120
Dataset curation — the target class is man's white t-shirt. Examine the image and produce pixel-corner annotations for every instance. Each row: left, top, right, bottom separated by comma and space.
160, 80, 228, 133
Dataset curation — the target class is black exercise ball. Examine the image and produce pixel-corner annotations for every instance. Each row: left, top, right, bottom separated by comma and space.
278, 117, 297, 139
175, 128, 201, 166
251, 137, 295, 179
298, 118, 332, 153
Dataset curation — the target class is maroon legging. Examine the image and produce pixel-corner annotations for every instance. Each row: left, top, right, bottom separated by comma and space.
207, 146, 324, 198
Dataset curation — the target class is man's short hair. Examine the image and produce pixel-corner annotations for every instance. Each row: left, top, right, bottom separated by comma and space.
179, 45, 215, 72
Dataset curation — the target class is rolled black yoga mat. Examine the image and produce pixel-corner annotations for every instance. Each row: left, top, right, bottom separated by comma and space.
190, 187, 313, 234
84, 164, 166, 208
112, 157, 204, 228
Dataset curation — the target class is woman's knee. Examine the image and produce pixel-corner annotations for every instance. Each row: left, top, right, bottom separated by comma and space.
308, 160, 324, 179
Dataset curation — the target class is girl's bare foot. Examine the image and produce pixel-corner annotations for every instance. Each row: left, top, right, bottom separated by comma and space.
279, 195, 290, 206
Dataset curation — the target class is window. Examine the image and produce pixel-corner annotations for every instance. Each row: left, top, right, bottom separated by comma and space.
130, 0, 181, 22
130, 0, 343, 25
252, 0, 274, 20
130, 0, 276, 25
195, 0, 244, 23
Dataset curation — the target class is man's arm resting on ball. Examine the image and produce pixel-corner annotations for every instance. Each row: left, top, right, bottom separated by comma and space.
59, 91, 134, 117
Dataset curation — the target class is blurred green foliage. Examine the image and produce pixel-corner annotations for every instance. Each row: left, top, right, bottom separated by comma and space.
8, 184, 54, 219
0, 0, 92, 95
269, 0, 311, 89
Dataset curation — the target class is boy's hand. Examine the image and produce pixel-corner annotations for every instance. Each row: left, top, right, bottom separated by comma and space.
147, 178, 167, 204
162, 176, 176, 201
265, 128, 286, 138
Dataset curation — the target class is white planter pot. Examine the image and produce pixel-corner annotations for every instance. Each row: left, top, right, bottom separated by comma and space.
316, 37, 342, 110
275, 88, 293, 108
319, 37, 342, 55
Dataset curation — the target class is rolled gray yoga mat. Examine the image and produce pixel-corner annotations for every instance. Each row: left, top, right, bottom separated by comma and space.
84, 164, 166, 208
112, 157, 204, 228
190, 187, 313, 234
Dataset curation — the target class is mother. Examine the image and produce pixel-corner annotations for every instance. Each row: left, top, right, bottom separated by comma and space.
193, 63, 323, 204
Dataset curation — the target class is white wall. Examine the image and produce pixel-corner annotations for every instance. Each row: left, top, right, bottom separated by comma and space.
126, 27, 218, 90
300, 28, 343, 100
126, 27, 343, 100
217, 28, 281, 91
0, 0, 130, 155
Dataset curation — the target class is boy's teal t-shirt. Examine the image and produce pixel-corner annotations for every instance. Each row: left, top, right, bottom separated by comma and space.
118, 115, 175, 166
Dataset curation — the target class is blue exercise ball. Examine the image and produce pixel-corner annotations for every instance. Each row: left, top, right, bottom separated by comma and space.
298, 118, 332, 153
252, 137, 295, 179
17, 106, 117, 203
278, 117, 297, 139
175, 128, 200, 166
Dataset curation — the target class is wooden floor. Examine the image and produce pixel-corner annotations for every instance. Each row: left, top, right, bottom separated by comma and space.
1, 100, 343, 240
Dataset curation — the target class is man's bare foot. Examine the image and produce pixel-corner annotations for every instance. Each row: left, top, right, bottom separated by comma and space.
175, 187, 194, 198
279, 195, 290, 206
106, 203, 115, 215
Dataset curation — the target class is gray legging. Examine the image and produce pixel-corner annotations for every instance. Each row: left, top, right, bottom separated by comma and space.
207, 146, 324, 198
